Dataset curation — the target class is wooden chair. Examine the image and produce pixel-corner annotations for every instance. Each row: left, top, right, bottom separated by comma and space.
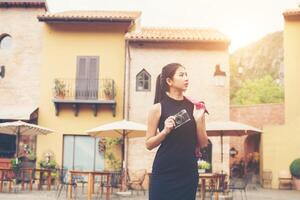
278, 170, 293, 190
0, 169, 14, 192
262, 170, 272, 188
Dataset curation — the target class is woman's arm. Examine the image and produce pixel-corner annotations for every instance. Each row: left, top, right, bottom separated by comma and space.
145, 103, 175, 150
194, 108, 209, 149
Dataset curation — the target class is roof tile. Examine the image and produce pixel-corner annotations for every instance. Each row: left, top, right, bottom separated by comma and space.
38, 10, 141, 22
0, 0, 45, 8
126, 27, 230, 43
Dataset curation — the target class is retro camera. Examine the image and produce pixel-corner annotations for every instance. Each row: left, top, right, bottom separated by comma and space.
174, 109, 191, 129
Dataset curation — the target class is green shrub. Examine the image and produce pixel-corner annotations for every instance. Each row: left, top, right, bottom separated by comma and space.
290, 158, 300, 179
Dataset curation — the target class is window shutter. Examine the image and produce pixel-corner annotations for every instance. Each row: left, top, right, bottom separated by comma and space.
76, 56, 99, 100
76, 57, 88, 99
87, 57, 99, 99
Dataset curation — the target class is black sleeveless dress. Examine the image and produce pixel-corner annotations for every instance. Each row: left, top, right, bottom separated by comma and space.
149, 95, 199, 200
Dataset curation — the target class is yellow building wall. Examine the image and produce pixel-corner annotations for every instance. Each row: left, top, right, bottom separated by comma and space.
36, 23, 127, 167
261, 15, 300, 188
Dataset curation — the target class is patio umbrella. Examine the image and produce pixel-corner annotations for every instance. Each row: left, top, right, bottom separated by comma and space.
86, 120, 147, 189
86, 120, 147, 167
206, 121, 262, 162
0, 120, 55, 157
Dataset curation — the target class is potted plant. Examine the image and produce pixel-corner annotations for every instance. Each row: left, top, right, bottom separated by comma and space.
198, 160, 211, 173
39, 159, 57, 170
54, 79, 66, 99
103, 80, 115, 100
19, 144, 36, 168
39, 151, 57, 170
290, 158, 300, 190
38, 152, 58, 184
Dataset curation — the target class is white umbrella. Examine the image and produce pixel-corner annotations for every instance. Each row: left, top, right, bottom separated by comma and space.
206, 121, 262, 162
86, 120, 147, 165
0, 120, 55, 156
86, 120, 147, 189
87, 120, 147, 138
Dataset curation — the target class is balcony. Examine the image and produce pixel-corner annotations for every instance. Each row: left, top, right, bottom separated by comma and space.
52, 78, 116, 117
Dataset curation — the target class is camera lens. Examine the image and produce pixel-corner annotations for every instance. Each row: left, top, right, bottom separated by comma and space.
175, 116, 183, 125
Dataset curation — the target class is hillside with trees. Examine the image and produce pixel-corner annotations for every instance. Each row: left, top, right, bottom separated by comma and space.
230, 31, 284, 105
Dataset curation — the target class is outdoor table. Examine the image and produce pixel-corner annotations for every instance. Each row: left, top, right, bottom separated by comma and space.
20, 168, 52, 191
0, 167, 13, 192
69, 170, 111, 200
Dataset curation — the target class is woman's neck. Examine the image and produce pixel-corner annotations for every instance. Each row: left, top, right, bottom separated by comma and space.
166, 90, 184, 100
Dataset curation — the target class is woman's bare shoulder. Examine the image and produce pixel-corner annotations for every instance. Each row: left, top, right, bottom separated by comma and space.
149, 103, 161, 116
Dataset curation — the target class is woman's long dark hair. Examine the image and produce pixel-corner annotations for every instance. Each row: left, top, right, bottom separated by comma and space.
154, 63, 183, 104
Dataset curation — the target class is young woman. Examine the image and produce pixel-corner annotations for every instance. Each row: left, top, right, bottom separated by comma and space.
146, 63, 209, 200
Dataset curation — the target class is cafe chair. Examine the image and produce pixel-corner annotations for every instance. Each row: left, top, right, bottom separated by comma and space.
229, 173, 251, 200
95, 171, 122, 199
278, 170, 293, 190
56, 168, 77, 200
206, 173, 228, 200
262, 170, 272, 189
73, 166, 88, 193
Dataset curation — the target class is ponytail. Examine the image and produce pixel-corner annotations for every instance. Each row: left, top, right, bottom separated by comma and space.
153, 63, 183, 104
154, 74, 165, 104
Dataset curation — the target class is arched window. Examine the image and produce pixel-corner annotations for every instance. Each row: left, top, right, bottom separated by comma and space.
136, 69, 151, 91
0, 33, 12, 49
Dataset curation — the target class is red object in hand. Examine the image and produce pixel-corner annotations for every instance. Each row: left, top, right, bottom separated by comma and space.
185, 96, 209, 114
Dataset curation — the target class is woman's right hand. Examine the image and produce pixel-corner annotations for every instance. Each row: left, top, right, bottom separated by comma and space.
163, 116, 175, 135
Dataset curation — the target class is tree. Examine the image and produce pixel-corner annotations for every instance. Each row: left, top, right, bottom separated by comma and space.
231, 75, 284, 105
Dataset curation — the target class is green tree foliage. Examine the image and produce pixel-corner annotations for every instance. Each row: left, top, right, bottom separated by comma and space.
230, 31, 284, 105
231, 75, 284, 105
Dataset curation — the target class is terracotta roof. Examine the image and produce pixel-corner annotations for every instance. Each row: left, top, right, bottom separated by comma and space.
283, 9, 300, 17
0, 0, 46, 9
126, 27, 230, 43
38, 10, 141, 23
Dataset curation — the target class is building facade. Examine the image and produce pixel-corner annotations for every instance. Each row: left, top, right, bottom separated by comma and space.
262, 9, 300, 188
36, 10, 141, 171
0, 0, 46, 167
125, 28, 231, 174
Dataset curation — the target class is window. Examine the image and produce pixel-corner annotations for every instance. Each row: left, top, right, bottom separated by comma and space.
136, 69, 151, 91
0, 34, 12, 49
0, 134, 16, 158
63, 135, 104, 171
76, 56, 99, 100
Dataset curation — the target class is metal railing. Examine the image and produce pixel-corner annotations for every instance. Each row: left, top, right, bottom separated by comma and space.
53, 78, 115, 101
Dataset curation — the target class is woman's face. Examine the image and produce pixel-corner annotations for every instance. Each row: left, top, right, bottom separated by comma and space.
168, 66, 189, 91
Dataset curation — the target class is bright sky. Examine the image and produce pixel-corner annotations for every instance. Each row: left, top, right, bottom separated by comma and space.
47, 0, 299, 52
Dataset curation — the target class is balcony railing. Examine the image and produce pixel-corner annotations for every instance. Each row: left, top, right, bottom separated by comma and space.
52, 78, 116, 117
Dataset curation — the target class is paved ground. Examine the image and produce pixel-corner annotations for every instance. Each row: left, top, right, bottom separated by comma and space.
0, 187, 300, 200
0, 183, 300, 200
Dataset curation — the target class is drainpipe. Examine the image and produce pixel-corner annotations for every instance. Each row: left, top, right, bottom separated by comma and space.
124, 39, 131, 120
123, 39, 131, 187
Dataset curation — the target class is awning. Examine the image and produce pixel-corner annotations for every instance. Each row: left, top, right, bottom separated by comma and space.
0, 105, 38, 120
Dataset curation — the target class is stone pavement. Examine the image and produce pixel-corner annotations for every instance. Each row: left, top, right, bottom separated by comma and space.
0, 187, 300, 200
